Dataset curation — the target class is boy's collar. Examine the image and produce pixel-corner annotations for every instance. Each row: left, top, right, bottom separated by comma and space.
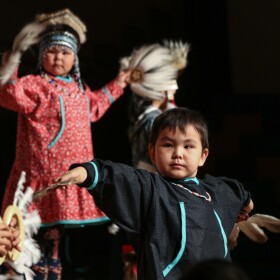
164, 177, 200, 185
183, 177, 199, 185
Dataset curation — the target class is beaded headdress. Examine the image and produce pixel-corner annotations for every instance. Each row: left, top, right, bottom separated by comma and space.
36, 9, 87, 91
0, 8, 87, 90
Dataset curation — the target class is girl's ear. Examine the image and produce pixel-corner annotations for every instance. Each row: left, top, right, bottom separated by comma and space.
149, 143, 156, 163
199, 148, 209, 167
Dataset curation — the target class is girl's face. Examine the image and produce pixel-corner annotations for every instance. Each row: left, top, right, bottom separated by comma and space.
42, 46, 75, 77
149, 125, 209, 179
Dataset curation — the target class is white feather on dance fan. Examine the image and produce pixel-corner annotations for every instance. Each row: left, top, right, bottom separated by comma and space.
229, 213, 280, 249
128, 44, 161, 69
4, 171, 41, 280
163, 39, 190, 70
133, 46, 172, 70
120, 40, 189, 100
130, 83, 166, 100
0, 22, 46, 85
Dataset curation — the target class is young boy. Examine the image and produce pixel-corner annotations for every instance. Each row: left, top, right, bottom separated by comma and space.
56, 107, 254, 280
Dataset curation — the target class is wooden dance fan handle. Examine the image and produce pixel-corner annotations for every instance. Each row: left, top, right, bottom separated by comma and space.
2, 205, 25, 262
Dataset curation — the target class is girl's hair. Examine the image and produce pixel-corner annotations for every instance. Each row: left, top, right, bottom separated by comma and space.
128, 94, 153, 125
149, 107, 209, 150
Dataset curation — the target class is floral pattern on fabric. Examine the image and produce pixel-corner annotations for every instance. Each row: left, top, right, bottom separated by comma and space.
0, 71, 124, 226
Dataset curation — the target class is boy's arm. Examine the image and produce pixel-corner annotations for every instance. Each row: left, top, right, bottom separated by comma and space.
56, 159, 154, 233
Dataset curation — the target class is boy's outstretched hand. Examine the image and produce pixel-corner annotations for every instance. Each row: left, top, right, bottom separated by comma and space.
33, 167, 88, 201
55, 166, 87, 186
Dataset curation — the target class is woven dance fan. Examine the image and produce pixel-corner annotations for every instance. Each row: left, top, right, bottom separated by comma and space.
120, 40, 190, 101
0, 22, 46, 85
0, 171, 41, 280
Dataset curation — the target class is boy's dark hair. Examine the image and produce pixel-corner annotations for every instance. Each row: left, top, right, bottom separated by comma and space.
149, 107, 209, 150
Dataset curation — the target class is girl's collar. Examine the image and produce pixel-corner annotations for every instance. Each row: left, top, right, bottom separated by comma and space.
55, 75, 72, 83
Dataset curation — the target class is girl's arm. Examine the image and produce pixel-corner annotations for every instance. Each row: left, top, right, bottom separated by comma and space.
87, 71, 130, 122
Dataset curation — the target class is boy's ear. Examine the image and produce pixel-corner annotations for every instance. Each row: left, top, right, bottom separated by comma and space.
199, 148, 209, 167
149, 143, 156, 163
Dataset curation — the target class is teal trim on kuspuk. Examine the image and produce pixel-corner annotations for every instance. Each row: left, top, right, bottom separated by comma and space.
56, 75, 72, 83
86, 161, 98, 190
48, 95, 65, 148
163, 202, 186, 277
213, 210, 228, 258
102, 86, 115, 103
40, 216, 110, 228
184, 177, 199, 185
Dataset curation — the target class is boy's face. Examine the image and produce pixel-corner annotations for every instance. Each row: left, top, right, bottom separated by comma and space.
149, 124, 208, 179
42, 46, 75, 77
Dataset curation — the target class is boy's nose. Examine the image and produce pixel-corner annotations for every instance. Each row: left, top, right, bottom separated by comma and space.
173, 148, 183, 158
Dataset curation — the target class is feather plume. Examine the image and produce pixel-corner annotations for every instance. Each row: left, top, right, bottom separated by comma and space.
238, 221, 268, 243
130, 45, 171, 70
23, 211, 41, 237
122, 43, 178, 100
128, 44, 162, 69
119, 56, 131, 71
230, 213, 280, 246
6, 171, 41, 279
18, 187, 34, 215
248, 214, 280, 233
0, 22, 46, 85
12, 22, 46, 53
120, 40, 189, 100
163, 39, 190, 70
130, 83, 166, 100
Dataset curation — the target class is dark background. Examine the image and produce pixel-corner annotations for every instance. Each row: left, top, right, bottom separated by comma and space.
0, 0, 279, 279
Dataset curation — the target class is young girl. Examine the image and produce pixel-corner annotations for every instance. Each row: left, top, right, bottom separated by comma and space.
123, 41, 189, 172
0, 8, 130, 279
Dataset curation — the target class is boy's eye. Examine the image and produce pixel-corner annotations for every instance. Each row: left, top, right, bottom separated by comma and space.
185, 145, 193, 149
163, 143, 172, 147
